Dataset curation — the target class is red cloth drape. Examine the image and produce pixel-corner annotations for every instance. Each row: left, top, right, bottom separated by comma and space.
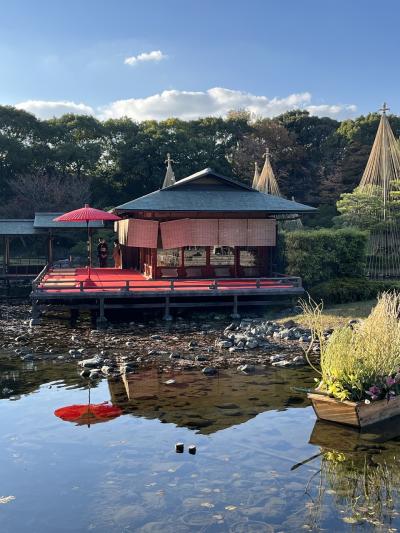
123, 219, 159, 248
160, 218, 276, 248
247, 219, 276, 246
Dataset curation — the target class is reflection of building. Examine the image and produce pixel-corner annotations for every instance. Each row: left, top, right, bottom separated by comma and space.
108, 368, 313, 435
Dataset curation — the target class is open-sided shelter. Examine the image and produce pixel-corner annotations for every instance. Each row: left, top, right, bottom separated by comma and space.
113, 168, 314, 279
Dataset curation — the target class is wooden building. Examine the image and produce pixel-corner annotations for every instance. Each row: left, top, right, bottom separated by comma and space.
114, 168, 314, 280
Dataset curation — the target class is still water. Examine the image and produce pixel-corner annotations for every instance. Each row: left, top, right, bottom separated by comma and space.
0, 356, 400, 532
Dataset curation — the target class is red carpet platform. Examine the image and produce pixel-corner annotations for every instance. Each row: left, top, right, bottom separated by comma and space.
37, 268, 298, 294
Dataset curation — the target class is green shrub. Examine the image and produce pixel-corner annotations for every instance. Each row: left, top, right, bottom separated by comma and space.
310, 278, 400, 304
283, 228, 368, 286
302, 293, 400, 402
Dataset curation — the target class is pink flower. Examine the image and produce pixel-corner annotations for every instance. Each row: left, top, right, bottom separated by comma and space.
367, 385, 381, 396
386, 377, 396, 387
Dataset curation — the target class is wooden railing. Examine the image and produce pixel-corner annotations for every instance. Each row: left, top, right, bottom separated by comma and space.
33, 274, 302, 294
32, 263, 50, 290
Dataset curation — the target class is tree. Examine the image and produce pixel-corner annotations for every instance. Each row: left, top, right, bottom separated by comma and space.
0, 171, 91, 218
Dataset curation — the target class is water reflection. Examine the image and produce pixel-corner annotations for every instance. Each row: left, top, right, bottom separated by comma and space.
109, 367, 315, 434
2, 356, 400, 531
305, 419, 400, 530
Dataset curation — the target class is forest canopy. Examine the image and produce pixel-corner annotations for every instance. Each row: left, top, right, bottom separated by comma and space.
1, 105, 400, 221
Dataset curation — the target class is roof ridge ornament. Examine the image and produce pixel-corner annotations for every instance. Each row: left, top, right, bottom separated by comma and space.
162, 153, 176, 189
380, 102, 390, 115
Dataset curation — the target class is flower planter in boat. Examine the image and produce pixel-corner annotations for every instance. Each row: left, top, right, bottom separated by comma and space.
307, 392, 400, 428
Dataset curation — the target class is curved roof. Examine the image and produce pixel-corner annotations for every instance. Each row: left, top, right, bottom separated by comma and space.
114, 168, 316, 214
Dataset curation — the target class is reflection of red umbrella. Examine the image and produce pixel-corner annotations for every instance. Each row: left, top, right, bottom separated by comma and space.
55, 402, 122, 427
54, 204, 120, 279
54, 386, 122, 428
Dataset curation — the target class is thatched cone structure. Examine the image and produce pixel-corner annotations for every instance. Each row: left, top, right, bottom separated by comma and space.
358, 103, 400, 278
256, 148, 281, 196
162, 153, 176, 188
252, 161, 260, 189
253, 150, 302, 230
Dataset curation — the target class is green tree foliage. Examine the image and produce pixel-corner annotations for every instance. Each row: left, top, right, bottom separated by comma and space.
0, 105, 399, 220
283, 228, 368, 286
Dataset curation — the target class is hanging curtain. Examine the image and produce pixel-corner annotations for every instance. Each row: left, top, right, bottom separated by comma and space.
218, 219, 248, 246
116, 220, 130, 245
160, 218, 276, 248
125, 219, 159, 248
247, 219, 276, 246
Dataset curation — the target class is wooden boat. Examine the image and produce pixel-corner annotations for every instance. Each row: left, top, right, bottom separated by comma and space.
308, 392, 400, 428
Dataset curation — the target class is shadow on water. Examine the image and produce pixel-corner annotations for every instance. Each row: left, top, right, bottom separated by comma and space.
2, 356, 400, 531
108, 366, 315, 434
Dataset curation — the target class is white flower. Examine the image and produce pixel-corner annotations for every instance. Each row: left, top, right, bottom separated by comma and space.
364, 399, 371, 404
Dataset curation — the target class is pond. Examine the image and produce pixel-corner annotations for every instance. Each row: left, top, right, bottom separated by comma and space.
0, 355, 400, 532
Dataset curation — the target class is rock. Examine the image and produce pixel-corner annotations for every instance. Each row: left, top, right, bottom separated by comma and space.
202, 366, 217, 376
101, 365, 116, 375
164, 379, 176, 385
20, 353, 35, 361
269, 354, 286, 362
89, 369, 101, 379
237, 364, 256, 373
245, 339, 259, 349
79, 356, 103, 368
188, 445, 197, 455
122, 362, 138, 373
283, 319, 296, 328
150, 334, 162, 340
188, 340, 198, 348
225, 323, 236, 332
271, 360, 292, 368
292, 355, 306, 366
218, 340, 233, 349
169, 352, 181, 360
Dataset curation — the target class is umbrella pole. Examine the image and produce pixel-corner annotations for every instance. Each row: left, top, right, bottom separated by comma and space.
86, 221, 91, 280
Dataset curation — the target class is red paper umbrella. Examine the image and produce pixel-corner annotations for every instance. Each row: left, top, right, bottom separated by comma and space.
54, 204, 121, 279
54, 205, 121, 223
55, 402, 122, 427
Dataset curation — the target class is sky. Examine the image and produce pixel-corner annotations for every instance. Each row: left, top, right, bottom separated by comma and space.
0, 0, 399, 122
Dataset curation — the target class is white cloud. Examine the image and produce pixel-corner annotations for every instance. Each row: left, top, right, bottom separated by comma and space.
15, 100, 94, 119
124, 50, 167, 66
307, 103, 358, 118
14, 88, 357, 121
98, 87, 356, 121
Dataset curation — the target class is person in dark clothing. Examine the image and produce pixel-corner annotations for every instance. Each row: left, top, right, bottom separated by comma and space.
97, 238, 108, 268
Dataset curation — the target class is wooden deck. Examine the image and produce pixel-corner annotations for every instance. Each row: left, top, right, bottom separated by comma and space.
31, 267, 304, 326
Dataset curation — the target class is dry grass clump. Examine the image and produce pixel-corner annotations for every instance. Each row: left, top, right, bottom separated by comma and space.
301, 292, 400, 401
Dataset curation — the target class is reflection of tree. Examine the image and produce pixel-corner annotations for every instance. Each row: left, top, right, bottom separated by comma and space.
305, 447, 400, 529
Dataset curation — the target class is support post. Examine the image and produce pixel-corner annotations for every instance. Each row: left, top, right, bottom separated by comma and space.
5, 236, 10, 274
48, 231, 54, 265
30, 299, 42, 326
234, 247, 240, 277
2, 236, 6, 275
163, 295, 173, 321
96, 298, 108, 329
151, 248, 157, 279
70, 309, 79, 328
231, 294, 240, 320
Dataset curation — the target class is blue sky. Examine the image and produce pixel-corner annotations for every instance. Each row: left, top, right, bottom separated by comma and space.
0, 0, 398, 121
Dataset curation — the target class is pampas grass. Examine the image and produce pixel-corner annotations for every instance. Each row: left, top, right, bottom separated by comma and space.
301, 292, 400, 400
